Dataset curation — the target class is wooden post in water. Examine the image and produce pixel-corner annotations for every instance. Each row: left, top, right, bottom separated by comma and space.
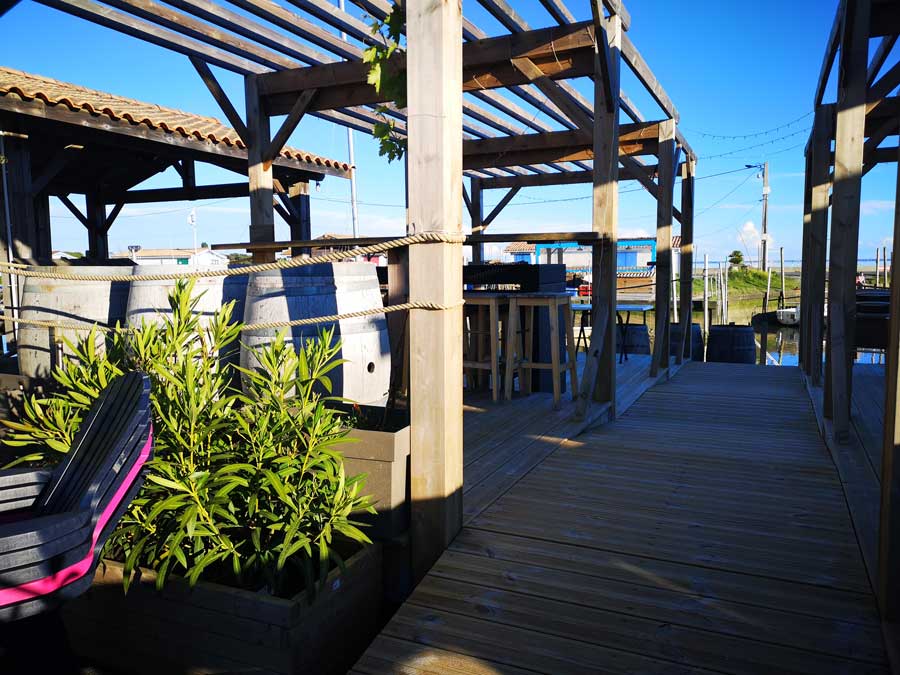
703, 253, 709, 335
780, 246, 785, 306
407, 0, 464, 581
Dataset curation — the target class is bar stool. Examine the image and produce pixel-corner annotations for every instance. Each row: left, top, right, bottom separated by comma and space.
504, 293, 579, 409
462, 292, 508, 402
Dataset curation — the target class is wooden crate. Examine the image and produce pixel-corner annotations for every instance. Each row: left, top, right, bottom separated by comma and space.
62, 544, 382, 675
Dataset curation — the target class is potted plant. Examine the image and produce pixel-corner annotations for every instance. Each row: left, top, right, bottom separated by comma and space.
3, 280, 381, 675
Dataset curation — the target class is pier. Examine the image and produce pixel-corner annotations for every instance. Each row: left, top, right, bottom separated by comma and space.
355, 363, 886, 673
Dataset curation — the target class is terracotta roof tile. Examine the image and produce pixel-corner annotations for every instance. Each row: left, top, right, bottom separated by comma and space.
0, 67, 351, 173
504, 242, 535, 253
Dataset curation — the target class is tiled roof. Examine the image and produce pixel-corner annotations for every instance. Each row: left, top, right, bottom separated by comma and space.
504, 242, 535, 253
0, 67, 351, 174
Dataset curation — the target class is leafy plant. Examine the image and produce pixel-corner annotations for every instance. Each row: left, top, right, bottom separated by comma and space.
728, 249, 745, 267
4, 280, 374, 597
363, 3, 407, 162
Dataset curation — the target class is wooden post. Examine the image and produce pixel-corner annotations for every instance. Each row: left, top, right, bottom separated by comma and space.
407, 0, 463, 582
671, 256, 677, 324
877, 248, 881, 287
800, 150, 812, 374
703, 253, 709, 337
588, 13, 621, 408
469, 177, 484, 264
878, 143, 900, 620
85, 194, 109, 259
827, 0, 870, 440
885, 245, 889, 287
245, 75, 275, 264
810, 107, 833, 387
780, 246, 785, 302
287, 181, 312, 257
677, 158, 695, 364
651, 118, 675, 377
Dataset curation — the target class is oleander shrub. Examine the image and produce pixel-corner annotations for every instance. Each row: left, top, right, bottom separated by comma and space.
3, 279, 373, 597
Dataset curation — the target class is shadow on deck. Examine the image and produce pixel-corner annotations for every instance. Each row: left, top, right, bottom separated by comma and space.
355, 362, 886, 674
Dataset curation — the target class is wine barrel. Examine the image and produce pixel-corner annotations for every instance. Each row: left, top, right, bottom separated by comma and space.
242, 262, 391, 405
614, 324, 651, 355
706, 324, 756, 364
125, 265, 248, 328
18, 265, 132, 378
669, 322, 705, 361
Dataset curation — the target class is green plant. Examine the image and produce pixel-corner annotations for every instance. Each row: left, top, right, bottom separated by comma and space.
363, 3, 407, 162
4, 280, 373, 597
728, 250, 744, 267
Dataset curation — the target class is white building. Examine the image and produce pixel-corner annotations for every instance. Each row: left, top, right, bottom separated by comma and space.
112, 247, 229, 266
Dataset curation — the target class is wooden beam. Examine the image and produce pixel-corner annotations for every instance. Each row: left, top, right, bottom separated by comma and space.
245, 74, 275, 263
406, 0, 464, 582
58, 194, 89, 228
477, 162, 675, 189
463, 123, 659, 170
677, 158, 695, 365
84, 193, 109, 258
868, 35, 897, 86
103, 182, 251, 203
480, 186, 520, 229
590, 2, 614, 114
650, 119, 676, 378
257, 20, 598, 115
621, 32, 679, 122
263, 88, 317, 169
31, 144, 83, 195
190, 56, 250, 143
815, 0, 844, 106
469, 177, 485, 263
0, 0, 21, 18
585, 13, 621, 416
510, 56, 593, 132
828, 0, 870, 441
38, 0, 268, 75
878, 140, 900, 621
539, 0, 575, 24
105, 201, 125, 229
808, 107, 834, 388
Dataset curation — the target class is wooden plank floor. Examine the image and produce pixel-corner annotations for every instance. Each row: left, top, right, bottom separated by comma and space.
355, 363, 887, 674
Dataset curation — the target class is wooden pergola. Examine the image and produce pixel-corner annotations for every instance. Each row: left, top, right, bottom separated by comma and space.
8, 0, 696, 576
798, 0, 900, 627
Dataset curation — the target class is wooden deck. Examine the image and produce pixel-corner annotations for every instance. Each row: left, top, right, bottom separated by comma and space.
355, 363, 887, 674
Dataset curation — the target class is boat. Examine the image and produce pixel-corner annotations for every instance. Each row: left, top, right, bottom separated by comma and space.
776, 307, 800, 326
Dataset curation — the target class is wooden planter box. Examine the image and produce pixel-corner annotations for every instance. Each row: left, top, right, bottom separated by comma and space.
335, 403, 410, 540
62, 544, 382, 675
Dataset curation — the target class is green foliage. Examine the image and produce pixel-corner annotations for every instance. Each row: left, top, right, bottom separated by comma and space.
364, 3, 407, 162
728, 250, 744, 267
3, 280, 373, 597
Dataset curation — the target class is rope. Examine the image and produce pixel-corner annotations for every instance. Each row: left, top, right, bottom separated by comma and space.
0, 232, 465, 282
0, 300, 464, 335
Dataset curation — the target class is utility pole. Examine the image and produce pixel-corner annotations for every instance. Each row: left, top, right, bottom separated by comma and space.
761, 161, 770, 271
338, 0, 360, 238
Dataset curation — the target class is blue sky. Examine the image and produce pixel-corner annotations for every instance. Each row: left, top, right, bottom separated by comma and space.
1, 0, 895, 263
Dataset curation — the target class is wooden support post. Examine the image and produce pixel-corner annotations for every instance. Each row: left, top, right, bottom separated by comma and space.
245, 74, 275, 264
703, 253, 709, 338
885, 245, 889, 287
469, 177, 484, 263
780, 246, 785, 302
878, 143, 900, 620
677, 158, 695, 363
828, 0, 870, 440
877, 248, 882, 287
800, 149, 813, 375
84, 193, 109, 259
407, 0, 463, 582
586, 13, 620, 410
809, 107, 833, 387
651, 118, 675, 377
287, 181, 311, 256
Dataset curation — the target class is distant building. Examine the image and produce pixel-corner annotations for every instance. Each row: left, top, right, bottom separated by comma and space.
112, 247, 229, 266
502, 236, 681, 277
